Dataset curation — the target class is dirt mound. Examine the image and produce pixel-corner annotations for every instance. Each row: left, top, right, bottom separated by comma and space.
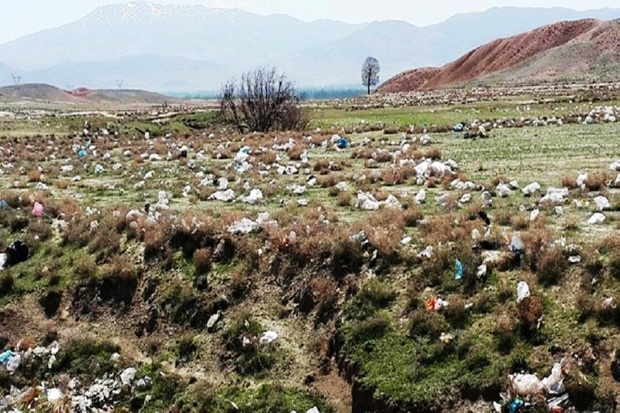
377, 67, 441, 94
380, 19, 619, 92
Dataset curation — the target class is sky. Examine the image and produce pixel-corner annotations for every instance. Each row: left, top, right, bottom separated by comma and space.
1, 0, 619, 44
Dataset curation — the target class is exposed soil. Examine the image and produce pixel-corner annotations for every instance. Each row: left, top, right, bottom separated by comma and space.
380, 19, 620, 93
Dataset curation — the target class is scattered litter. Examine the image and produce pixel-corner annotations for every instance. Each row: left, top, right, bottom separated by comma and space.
510, 373, 542, 396
120, 367, 137, 386
587, 213, 606, 225
240, 189, 263, 204
5, 241, 29, 268
0, 350, 15, 363
259, 331, 278, 345
32, 202, 44, 218
46, 388, 63, 402
425, 297, 448, 311
478, 210, 491, 225
508, 398, 524, 413
209, 189, 236, 202
540, 187, 569, 204
383, 194, 402, 209
576, 172, 588, 187
207, 311, 221, 332
594, 196, 611, 211
602, 297, 615, 309
287, 184, 307, 195
418, 245, 433, 259
415, 189, 426, 204
6, 354, 21, 372
454, 259, 463, 280
517, 281, 530, 303
356, 192, 381, 210
510, 233, 525, 254
228, 218, 259, 235
497, 183, 511, 198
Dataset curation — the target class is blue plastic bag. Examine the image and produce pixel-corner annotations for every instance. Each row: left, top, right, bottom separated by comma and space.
455, 259, 463, 280
0, 350, 14, 363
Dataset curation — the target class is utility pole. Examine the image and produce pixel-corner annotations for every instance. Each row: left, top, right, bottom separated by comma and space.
11, 74, 21, 86
116, 79, 124, 89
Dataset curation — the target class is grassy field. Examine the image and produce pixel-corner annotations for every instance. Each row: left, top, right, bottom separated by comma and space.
0, 97, 619, 412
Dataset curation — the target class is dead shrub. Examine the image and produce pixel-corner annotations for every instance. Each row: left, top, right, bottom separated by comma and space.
261, 150, 277, 165
288, 145, 304, 161
27, 219, 53, 242
313, 159, 330, 173
426, 177, 437, 188
61, 214, 91, 247
517, 296, 543, 328
193, 248, 213, 276
561, 175, 577, 188
373, 150, 393, 163
27, 170, 42, 182
585, 171, 608, 191
319, 174, 337, 188
443, 296, 470, 328
403, 205, 424, 227
496, 313, 517, 352
89, 225, 122, 263
424, 147, 442, 160
536, 246, 567, 285
494, 209, 512, 226
522, 227, 553, 273
510, 214, 530, 231
337, 191, 353, 207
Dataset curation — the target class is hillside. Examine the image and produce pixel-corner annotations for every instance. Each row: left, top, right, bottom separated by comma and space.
376, 68, 441, 94
0, 84, 84, 103
379, 19, 620, 93
479, 19, 620, 85
0, 84, 175, 105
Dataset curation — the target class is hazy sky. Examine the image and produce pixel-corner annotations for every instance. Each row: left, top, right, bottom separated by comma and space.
1, 0, 619, 44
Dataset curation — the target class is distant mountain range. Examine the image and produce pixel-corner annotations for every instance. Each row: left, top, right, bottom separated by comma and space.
1, 1, 620, 93
379, 19, 620, 92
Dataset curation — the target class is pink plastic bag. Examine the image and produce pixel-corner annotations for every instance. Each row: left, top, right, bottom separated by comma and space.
32, 202, 44, 218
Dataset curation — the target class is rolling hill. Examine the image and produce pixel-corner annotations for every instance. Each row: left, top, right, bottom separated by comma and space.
379, 19, 620, 93
0, 84, 175, 104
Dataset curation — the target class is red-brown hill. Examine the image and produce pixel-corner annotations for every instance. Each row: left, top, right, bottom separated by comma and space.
377, 67, 441, 94
379, 19, 620, 93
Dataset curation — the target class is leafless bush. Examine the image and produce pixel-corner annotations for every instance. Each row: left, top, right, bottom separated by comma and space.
220, 67, 309, 132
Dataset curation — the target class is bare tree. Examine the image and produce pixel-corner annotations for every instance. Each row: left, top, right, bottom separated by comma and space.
361, 57, 380, 95
220, 67, 308, 133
